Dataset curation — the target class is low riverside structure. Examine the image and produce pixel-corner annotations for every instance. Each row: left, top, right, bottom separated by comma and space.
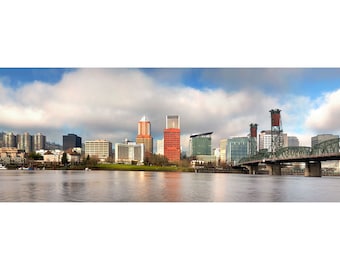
85, 140, 112, 162
0, 147, 25, 164
115, 140, 144, 165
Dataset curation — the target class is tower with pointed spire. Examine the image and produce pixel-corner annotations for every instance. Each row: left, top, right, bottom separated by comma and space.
136, 115, 153, 158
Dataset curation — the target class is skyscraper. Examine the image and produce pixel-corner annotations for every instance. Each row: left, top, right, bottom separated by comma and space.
156, 139, 164, 155
164, 115, 180, 162
227, 137, 249, 165
136, 115, 153, 158
3, 132, 17, 148
219, 139, 228, 163
63, 133, 82, 151
189, 132, 213, 157
34, 133, 46, 150
259, 130, 288, 152
17, 132, 33, 153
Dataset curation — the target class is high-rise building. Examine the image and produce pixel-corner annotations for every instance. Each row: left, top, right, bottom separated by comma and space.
156, 139, 164, 155
259, 130, 288, 152
85, 140, 112, 162
17, 132, 33, 153
3, 132, 17, 148
311, 134, 339, 147
288, 136, 299, 147
136, 116, 153, 158
34, 133, 46, 150
189, 132, 213, 157
164, 115, 180, 162
63, 133, 82, 151
219, 139, 228, 163
0, 132, 5, 147
227, 137, 249, 165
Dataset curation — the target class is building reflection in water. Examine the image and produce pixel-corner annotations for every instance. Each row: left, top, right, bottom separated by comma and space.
212, 176, 228, 202
60, 171, 88, 202
162, 172, 181, 202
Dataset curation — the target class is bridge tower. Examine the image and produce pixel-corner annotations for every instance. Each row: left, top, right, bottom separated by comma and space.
270, 109, 283, 155
249, 123, 258, 156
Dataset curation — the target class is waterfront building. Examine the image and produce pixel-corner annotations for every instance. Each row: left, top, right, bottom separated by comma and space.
259, 130, 288, 152
65, 149, 81, 164
17, 132, 33, 153
0, 147, 25, 164
189, 132, 213, 157
85, 140, 112, 162
0, 132, 5, 147
156, 139, 164, 155
3, 132, 17, 148
63, 133, 82, 151
227, 137, 249, 165
288, 136, 300, 147
259, 130, 271, 150
311, 134, 340, 172
164, 115, 181, 162
136, 115, 153, 159
34, 133, 46, 151
43, 150, 63, 163
213, 148, 220, 164
115, 141, 144, 164
219, 139, 228, 163
311, 134, 339, 147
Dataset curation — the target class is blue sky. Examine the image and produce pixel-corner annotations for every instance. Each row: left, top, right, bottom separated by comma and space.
2, 1, 340, 261
0, 68, 74, 89
3, 67, 340, 98
1, 68, 340, 148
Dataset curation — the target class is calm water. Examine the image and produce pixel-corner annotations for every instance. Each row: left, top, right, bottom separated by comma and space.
1, 170, 340, 202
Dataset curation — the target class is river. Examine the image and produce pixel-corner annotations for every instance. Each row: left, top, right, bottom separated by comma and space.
1, 170, 340, 202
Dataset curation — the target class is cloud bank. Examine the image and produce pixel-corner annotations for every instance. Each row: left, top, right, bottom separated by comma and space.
306, 89, 340, 134
0, 68, 335, 149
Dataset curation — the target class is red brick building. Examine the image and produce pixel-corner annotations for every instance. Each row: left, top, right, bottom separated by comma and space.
164, 115, 180, 162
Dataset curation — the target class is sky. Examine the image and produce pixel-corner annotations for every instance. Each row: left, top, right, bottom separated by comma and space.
1, 68, 340, 149
2, 1, 340, 268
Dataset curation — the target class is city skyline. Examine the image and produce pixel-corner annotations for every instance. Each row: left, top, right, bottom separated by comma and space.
2, 68, 340, 149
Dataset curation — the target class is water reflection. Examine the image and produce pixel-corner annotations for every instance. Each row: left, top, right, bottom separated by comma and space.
27, 182, 37, 201
163, 172, 181, 202
2, 170, 340, 202
62, 181, 87, 202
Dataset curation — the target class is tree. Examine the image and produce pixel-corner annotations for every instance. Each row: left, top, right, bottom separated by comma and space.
28, 152, 43, 160
84, 155, 98, 166
61, 152, 68, 166
145, 154, 169, 166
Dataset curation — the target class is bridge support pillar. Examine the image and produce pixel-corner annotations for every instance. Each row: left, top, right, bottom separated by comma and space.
267, 163, 281, 175
245, 165, 259, 174
305, 161, 322, 177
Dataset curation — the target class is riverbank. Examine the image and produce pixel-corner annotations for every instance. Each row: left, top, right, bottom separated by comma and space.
94, 164, 194, 172
2, 163, 247, 173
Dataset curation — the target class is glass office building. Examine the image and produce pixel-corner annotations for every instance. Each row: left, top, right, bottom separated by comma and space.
227, 137, 249, 165
189, 132, 213, 157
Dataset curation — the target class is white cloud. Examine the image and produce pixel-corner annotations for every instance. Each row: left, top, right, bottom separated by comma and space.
305, 89, 340, 134
0, 69, 309, 150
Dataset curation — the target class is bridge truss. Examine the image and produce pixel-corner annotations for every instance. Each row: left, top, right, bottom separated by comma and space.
239, 138, 340, 165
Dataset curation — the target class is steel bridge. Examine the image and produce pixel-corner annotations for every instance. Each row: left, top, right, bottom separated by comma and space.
238, 138, 340, 177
